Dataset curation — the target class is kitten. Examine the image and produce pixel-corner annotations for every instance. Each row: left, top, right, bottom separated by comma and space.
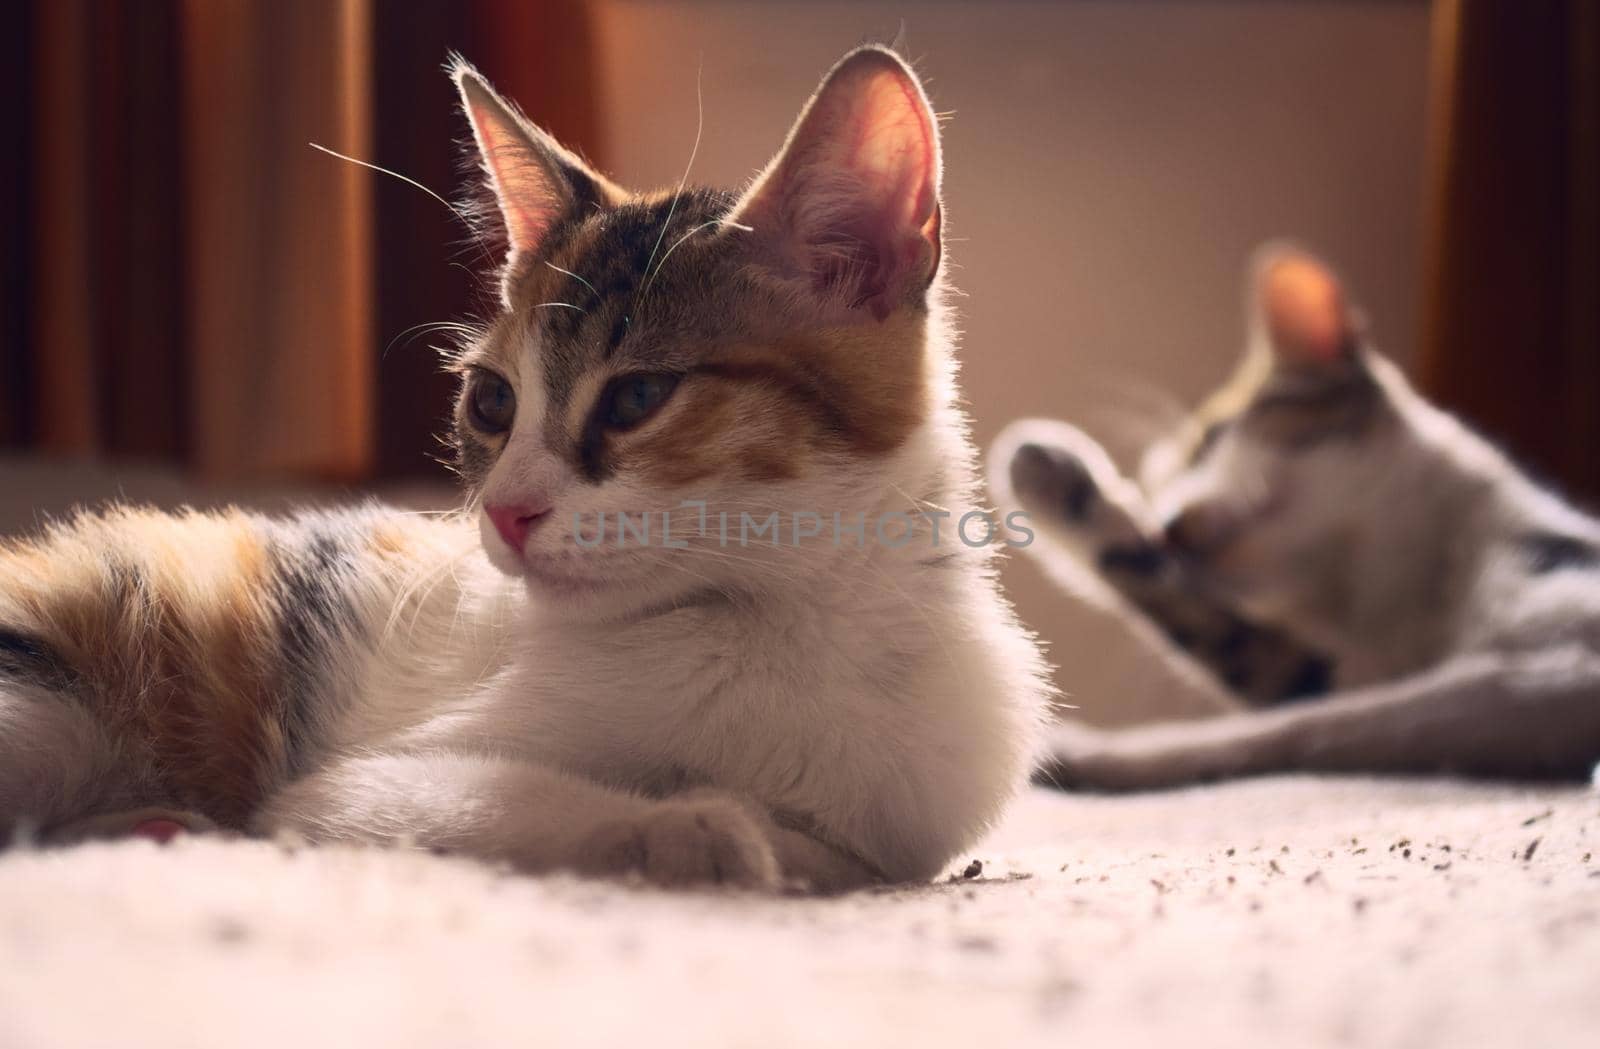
989, 246, 1600, 790
0, 47, 1049, 890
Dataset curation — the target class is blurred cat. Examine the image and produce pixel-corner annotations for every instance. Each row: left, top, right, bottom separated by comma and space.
0, 47, 1049, 890
991, 246, 1600, 789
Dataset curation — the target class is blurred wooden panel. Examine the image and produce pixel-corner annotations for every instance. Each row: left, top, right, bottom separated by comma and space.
0, 3, 38, 447
370, 0, 608, 478
93, 0, 187, 461
1420, 0, 1600, 502
471, 0, 609, 174
181, 0, 375, 480
32, 0, 98, 454
23, 1, 186, 462
369, 2, 482, 481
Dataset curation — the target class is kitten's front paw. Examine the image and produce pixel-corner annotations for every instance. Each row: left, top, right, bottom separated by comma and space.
577, 794, 780, 891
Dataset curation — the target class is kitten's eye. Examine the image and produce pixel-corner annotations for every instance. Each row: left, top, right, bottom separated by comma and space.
605, 373, 678, 430
467, 369, 516, 434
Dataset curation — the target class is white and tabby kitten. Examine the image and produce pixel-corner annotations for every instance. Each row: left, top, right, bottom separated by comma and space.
990, 247, 1600, 789
0, 48, 1048, 889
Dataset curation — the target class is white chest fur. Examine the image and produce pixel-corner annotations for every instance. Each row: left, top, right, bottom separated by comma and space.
380, 543, 1040, 882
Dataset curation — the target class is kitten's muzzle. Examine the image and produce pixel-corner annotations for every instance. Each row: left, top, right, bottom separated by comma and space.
486, 501, 552, 555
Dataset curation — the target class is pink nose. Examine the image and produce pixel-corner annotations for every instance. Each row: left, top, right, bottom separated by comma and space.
486, 502, 551, 553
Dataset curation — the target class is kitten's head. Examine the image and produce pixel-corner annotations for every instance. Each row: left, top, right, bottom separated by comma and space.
445, 48, 945, 615
1134, 246, 1399, 618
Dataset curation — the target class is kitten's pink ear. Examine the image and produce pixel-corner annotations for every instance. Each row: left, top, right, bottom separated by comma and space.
730, 46, 942, 319
1250, 246, 1360, 366
452, 60, 620, 293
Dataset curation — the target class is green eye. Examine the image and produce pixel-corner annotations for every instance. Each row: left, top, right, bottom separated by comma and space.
467, 369, 516, 434
605, 373, 678, 430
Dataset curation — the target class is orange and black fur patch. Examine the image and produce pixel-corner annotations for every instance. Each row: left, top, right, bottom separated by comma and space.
0, 507, 419, 828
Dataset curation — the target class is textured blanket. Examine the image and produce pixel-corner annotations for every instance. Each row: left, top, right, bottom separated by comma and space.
3, 777, 1595, 1049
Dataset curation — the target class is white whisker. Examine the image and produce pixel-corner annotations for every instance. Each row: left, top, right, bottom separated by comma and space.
309, 142, 492, 272
888, 480, 951, 516
384, 320, 485, 360
545, 261, 600, 302
635, 64, 704, 315
637, 219, 721, 304
311, 142, 462, 222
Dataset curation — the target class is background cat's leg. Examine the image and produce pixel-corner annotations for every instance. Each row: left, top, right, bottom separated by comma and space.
1040, 647, 1600, 790
1092, 549, 1333, 705
258, 751, 876, 892
998, 422, 1330, 704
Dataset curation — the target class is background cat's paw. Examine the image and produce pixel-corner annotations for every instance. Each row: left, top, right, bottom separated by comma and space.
577, 794, 780, 891
989, 419, 1152, 560
1010, 442, 1100, 524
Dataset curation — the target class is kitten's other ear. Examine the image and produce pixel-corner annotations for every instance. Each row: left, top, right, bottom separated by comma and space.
1249, 244, 1363, 366
730, 46, 942, 320
451, 58, 621, 297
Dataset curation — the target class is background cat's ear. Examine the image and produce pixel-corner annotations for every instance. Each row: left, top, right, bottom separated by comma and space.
452, 59, 621, 294
730, 46, 942, 319
1249, 245, 1363, 366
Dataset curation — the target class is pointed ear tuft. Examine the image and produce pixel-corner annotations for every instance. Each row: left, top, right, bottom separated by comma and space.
730, 46, 942, 319
450, 58, 621, 296
1250, 245, 1359, 366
